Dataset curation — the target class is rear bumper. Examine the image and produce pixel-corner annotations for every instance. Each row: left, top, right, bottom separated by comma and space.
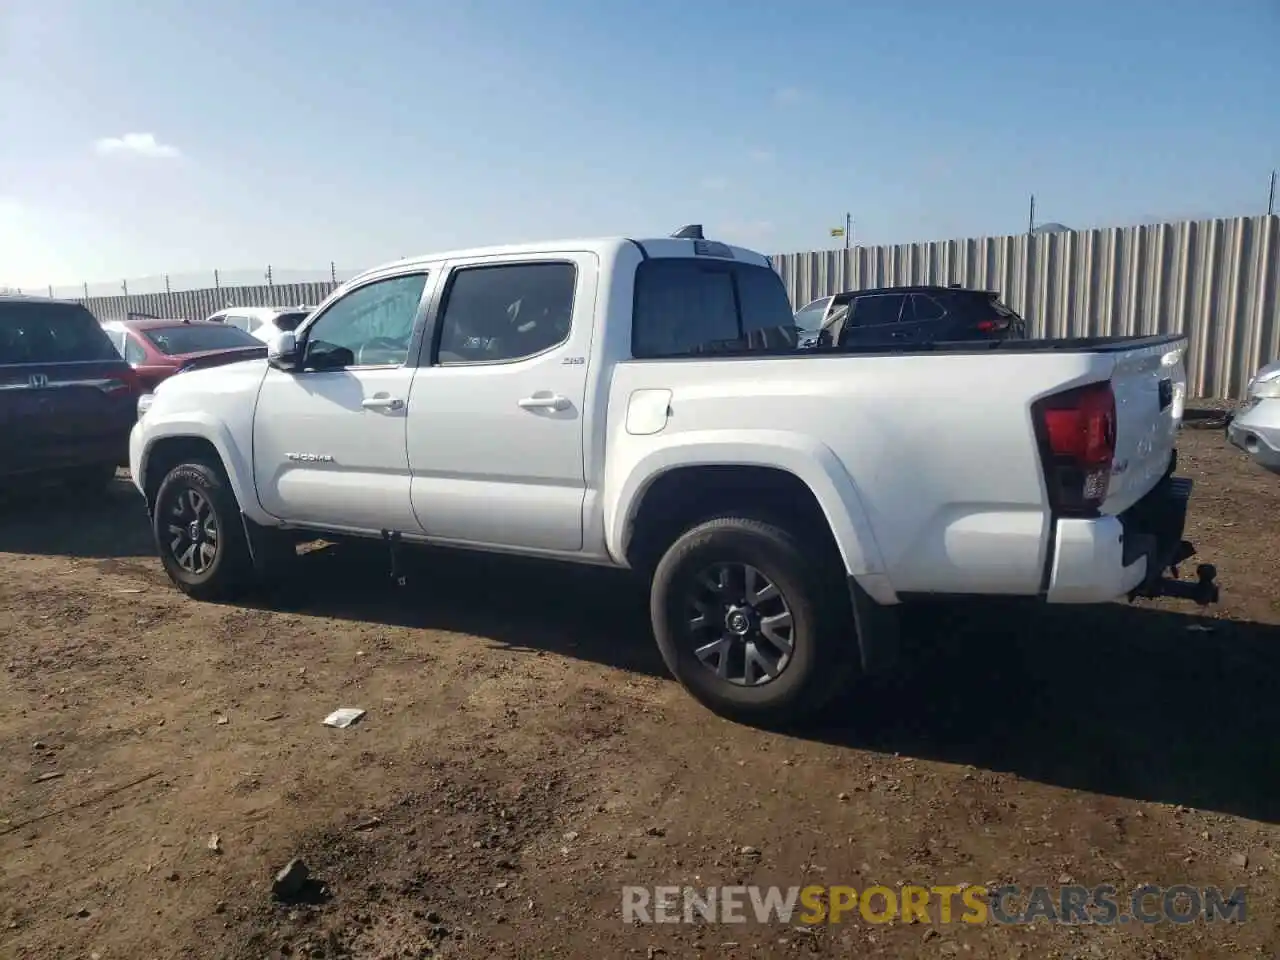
1226, 399, 1280, 474
0, 433, 131, 479
1046, 473, 1217, 606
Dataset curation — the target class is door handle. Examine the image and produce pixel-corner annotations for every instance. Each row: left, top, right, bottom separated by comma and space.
518, 393, 570, 411
362, 395, 405, 411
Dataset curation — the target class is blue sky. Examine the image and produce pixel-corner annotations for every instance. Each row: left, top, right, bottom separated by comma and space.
1, 0, 1277, 288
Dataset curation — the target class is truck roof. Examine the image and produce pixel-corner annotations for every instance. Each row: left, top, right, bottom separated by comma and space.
352, 235, 771, 285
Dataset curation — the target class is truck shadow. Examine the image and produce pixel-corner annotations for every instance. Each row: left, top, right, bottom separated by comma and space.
816, 600, 1280, 824
261, 540, 664, 678
270, 542, 1280, 823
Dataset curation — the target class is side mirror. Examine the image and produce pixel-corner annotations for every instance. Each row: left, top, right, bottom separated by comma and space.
267, 331, 299, 370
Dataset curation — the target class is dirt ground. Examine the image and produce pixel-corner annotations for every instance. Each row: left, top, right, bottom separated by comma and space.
2, 416, 1279, 960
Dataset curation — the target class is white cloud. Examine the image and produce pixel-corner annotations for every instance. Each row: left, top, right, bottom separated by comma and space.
748, 148, 776, 164
700, 175, 730, 191
93, 132, 181, 159
771, 87, 803, 105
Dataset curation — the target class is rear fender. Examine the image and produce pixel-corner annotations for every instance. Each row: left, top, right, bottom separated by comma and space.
607, 430, 896, 603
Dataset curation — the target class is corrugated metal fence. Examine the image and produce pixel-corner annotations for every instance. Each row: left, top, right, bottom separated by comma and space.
774, 215, 1279, 399
73, 215, 1278, 398
82, 282, 341, 326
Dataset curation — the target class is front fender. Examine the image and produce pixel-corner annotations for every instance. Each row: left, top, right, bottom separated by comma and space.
606, 430, 895, 603
131, 412, 266, 523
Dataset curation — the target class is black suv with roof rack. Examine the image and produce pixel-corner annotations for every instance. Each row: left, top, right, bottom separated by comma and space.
793, 284, 1028, 349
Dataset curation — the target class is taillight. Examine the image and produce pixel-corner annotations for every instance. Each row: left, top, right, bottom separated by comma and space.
975, 320, 999, 333
103, 366, 144, 398
1033, 381, 1117, 516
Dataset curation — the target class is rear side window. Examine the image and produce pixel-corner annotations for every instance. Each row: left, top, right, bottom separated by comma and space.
0, 301, 120, 364
632, 259, 798, 358
909, 294, 947, 322
436, 262, 577, 365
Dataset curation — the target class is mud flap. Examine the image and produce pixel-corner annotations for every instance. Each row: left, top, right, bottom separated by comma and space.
849, 576, 901, 675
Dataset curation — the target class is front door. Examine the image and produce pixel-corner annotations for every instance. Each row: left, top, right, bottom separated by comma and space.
251, 270, 433, 534
406, 253, 595, 553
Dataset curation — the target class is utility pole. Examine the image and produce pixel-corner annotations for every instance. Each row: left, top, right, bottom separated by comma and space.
1028, 194, 1036, 235
330, 261, 337, 284
214, 269, 220, 291
1269, 170, 1276, 216
164, 274, 171, 295
845, 212, 851, 250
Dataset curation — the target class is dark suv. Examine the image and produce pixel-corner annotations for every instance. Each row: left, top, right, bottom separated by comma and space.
0, 296, 142, 493
793, 285, 1028, 348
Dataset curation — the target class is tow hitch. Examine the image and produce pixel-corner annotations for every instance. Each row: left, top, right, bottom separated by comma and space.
1129, 539, 1220, 606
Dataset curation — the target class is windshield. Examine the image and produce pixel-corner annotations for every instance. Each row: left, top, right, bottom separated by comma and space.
142, 323, 261, 356
793, 298, 831, 333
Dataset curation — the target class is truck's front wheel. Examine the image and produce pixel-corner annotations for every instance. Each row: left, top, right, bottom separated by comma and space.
153, 460, 254, 601
649, 515, 856, 727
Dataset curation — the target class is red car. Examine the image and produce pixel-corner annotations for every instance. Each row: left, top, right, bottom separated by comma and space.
100, 317, 268, 390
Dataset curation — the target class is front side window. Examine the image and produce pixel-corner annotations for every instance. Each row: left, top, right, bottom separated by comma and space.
303, 273, 429, 369
436, 262, 576, 365
632, 259, 797, 358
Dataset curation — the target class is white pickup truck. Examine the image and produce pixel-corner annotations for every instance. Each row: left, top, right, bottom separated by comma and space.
129, 226, 1218, 725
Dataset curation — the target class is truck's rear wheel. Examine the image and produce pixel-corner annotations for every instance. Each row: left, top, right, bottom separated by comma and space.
153, 460, 253, 601
649, 515, 856, 727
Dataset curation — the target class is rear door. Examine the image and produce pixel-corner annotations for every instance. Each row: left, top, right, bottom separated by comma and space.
837, 293, 910, 347
406, 254, 594, 553
1103, 338, 1188, 514
0, 300, 139, 476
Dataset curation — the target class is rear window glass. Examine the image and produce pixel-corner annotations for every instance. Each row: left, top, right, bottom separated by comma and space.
141, 323, 260, 355
632, 259, 798, 358
0, 300, 121, 364
273, 311, 309, 332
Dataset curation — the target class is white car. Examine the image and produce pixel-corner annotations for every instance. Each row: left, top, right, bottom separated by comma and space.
130, 226, 1217, 724
1227, 358, 1280, 474
204, 306, 312, 350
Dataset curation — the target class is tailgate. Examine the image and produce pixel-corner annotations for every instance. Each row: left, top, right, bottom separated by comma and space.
0, 362, 138, 471
1103, 336, 1187, 514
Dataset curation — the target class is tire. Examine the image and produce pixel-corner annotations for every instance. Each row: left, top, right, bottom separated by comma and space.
649, 515, 858, 727
61, 463, 117, 497
152, 459, 254, 601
